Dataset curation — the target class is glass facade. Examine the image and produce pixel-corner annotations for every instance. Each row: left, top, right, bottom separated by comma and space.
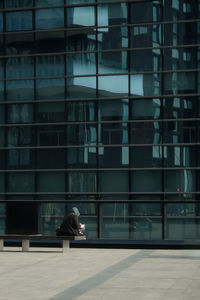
0, 0, 200, 241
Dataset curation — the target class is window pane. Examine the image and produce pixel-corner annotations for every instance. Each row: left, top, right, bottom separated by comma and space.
36, 79, 65, 100
99, 99, 129, 121
164, 72, 196, 94
6, 33, 34, 55
5, 0, 33, 8
99, 171, 129, 193
130, 74, 161, 97
163, 97, 197, 119
67, 53, 96, 76
67, 147, 97, 169
0, 81, 4, 101
98, 3, 127, 26
7, 149, 34, 169
36, 8, 64, 30
8, 104, 33, 123
37, 149, 65, 169
131, 122, 162, 144
98, 122, 128, 145
164, 146, 197, 168
67, 76, 96, 99
163, 120, 197, 143
6, 80, 34, 101
67, 101, 95, 122
36, 0, 64, 6
98, 146, 129, 168
98, 51, 128, 74
166, 218, 200, 240
37, 125, 65, 146
66, 29, 96, 52
163, 0, 197, 21
8, 173, 35, 192
98, 27, 128, 51
38, 172, 65, 192
130, 24, 161, 48
131, 218, 162, 240
67, 6, 95, 27
7, 127, 34, 147
164, 170, 196, 192
131, 146, 162, 168
36, 102, 65, 123
102, 217, 129, 239
68, 172, 97, 192
164, 22, 198, 46
0, 12, 3, 32
36, 31, 65, 53
36, 55, 64, 77
131, 99, 161, 120
67, 0, 95, 3
0, 204, 6, 234
98, 75, 128, 97
66, 124, 97, 146
6, 57, 34, 79
6, 11, 32, 31
164, 47, 197, 70
130, 1, 161, 23
131, 171, 162, 192
130, 49, 161, 72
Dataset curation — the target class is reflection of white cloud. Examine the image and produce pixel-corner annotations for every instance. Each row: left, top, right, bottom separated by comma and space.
74, 76, 96, 89
130, 74, 144, 96
72, 6, 95, 27
99, 75, 128, 94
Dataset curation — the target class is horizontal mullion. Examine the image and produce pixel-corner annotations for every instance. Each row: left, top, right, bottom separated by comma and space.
0, 93, 199, 105
0, 192, 199, 196
1, 44, 200, 59
0, 199, 200, 203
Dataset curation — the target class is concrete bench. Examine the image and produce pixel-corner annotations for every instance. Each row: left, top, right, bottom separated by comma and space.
0, 235, 86, 252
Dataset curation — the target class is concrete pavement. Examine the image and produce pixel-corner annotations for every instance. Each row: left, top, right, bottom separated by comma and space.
0, 246, 200, 300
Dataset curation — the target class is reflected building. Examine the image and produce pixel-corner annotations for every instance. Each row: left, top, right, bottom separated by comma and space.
0, 0, 200, 242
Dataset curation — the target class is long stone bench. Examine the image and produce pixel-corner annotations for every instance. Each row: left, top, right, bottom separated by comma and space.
0, 235, 86, 252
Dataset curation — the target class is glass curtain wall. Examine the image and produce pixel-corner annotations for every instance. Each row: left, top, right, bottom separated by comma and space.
0, 0, 199, 240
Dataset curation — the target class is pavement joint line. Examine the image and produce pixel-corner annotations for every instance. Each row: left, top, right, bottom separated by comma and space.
48, 249, 154, 300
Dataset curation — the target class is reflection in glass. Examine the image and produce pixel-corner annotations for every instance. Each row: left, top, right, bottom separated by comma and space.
37, 149, 65, 169
7, 149, 33, 169
67, 53, 96, 76
67, 147, 97, 168
131, 73, 161, 97
98, 27, 128, 51
6, 11, 32, 31
37, 102, 65, 123
68, 172, 97, 192
164, 170, 195, 192
131, 121, 162, 144
36, 79, 65, 100
130, 1, 161, 23
98, 75, 128, 97
131, 218, 162, 240
36, 8, 64, 29
66, 29, 96, 52
0, 203, 6, 234
131, 146, 162, 168
130, 49, 161, 72
36, 31, 65, 53
164, 22, 198, 46
166, 218, 200, 239
98, 51, 127, 74
0, 81, 4, 101
0, 13, 3, 32
164, 47, 197, 70
6, 80, 34, 101
131, 99, 161, 119
67, 124, 97, 146
98, 99, 129, 121
67, 6, 95, 27
163, 97, 197, 119
163, 0, 197, 21
8, 104, 33, 123
130, 24, 161, 48
37, 125, 65, 146
6, 57, 34, 79
98, 3, 127, 26
99, 171, 129, 192
163, 120, 197, 143
67, 101, 95, 122
67, 76, 96, 99
131, 170, 162, 192
164, 72, 196, 94
6, 33, 34, 55
98, 122, 128, 145
164, 146, 196, 168
36, 55, 64, 77
36, 0, 64, 6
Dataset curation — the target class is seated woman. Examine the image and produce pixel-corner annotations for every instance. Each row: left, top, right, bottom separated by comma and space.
56, 207, 84, 236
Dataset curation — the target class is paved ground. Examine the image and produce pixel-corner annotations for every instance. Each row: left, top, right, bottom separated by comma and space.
0, 246, 200, 300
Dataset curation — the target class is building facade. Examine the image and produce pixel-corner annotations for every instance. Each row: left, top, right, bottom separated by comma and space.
0, 0, 199, 241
